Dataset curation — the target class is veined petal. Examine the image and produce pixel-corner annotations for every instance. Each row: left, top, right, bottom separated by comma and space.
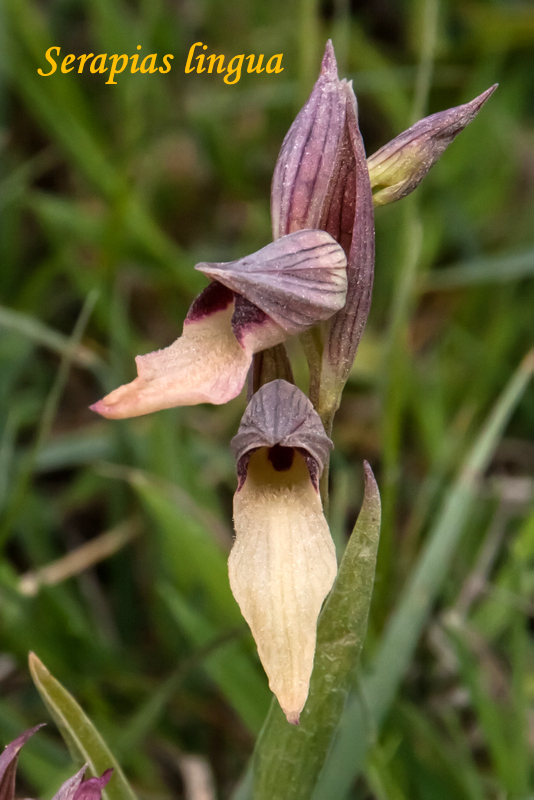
91, 284, 287, 419
229, 448, 337, 724
271, 40, 347, 239
231, 378, 333, 485
196, 230, 347, 336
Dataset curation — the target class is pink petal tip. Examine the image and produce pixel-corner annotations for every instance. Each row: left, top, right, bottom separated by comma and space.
321, 39, 338, 79
89, 400, 108, 417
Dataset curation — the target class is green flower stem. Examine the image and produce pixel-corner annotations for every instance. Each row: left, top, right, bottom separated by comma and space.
315, 370, 349, 511
246, 462, 381, 800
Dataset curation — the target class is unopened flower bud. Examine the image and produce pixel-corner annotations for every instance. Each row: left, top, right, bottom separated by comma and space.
229, 380, 337, 723
271, 40, 349, 241
90, 230, 346, 419
271, 41, 375, 408
367, 84, 498, 206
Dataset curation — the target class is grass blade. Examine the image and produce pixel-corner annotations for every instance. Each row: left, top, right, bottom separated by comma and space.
422, 249, 534, 290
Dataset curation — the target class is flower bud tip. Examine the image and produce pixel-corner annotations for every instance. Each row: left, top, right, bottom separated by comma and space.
321, 39, 338, 79
286, 711, 300, 725
367, 84, 499, 206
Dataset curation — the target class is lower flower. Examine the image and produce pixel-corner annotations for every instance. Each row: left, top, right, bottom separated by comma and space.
229, 380, 337, 723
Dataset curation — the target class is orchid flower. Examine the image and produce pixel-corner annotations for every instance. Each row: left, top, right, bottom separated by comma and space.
91, 230, 346, 418
229, 380, 337, 724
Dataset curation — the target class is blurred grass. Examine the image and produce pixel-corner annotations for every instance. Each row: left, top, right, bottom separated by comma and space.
1, 0, 534, 798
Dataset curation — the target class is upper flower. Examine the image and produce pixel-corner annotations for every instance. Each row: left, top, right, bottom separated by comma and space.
90, 229, 347, 418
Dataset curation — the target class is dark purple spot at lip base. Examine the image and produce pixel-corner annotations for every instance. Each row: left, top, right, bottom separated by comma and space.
268, 444, 294, 471
231, 294, 269, 344
186, 281, 234, 323
236, 447, 320, 491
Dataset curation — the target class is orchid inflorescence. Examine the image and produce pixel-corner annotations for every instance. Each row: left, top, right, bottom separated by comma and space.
91, 41, 495, 723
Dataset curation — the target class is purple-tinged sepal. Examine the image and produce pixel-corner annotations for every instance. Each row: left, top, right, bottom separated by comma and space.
0, 725, 45, 800
367, 85, 498, 206
270, 41, 375, 426
197, 230, 347, 336
320, 81, 375, 420
229, 380, 337, 723
53, 766, 113, 800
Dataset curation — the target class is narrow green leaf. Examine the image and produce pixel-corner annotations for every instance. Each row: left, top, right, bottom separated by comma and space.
248, 462, 381, 800
28, 653, 137, 800
314, 350, 534, 800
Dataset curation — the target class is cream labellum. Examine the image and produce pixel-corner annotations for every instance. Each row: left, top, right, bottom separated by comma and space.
230, 380, 337, 723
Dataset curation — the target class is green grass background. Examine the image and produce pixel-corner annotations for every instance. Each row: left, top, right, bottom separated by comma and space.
1, 0, 534, 797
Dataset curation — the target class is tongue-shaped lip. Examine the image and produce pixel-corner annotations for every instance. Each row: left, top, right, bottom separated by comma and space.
230, 447, 337, 724
229, 381, 337, 723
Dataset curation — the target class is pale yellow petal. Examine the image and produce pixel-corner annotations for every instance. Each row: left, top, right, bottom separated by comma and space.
91, 304, 250, 418
229, 449, 337, 723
